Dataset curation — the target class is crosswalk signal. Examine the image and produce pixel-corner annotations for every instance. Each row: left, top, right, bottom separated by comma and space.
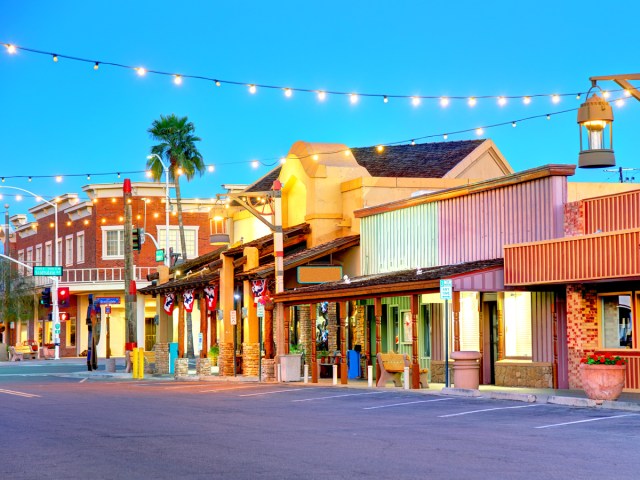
58, 287, 70, 307
132, 228, 142, 251
40, 287, 52, 307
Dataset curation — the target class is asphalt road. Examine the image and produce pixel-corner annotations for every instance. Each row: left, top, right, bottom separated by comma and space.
1, 364, 639, 480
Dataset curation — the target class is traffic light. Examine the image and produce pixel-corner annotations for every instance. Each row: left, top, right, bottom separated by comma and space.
59, 312, 69, 321
132, 228, 141, 251
58, 287, 70, 307
40, 287, 52, 307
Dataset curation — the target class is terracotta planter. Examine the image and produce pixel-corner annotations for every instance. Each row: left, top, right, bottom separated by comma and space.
580, 364, 626, 401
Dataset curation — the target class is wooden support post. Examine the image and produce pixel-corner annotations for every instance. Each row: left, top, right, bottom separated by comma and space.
411, 294, 420, 390
478, 293, 484, 383
340, 301, 348, 384
497, 292, 505, 361
283, 305, 290, 354
200, 297, 207, 358
178, 299, 185, 358
375, 297, 382, 383
264, 301, 275, 359
452, 290, 461, 352
364, 306, 370, 378
552, 294, 558, 389
310, 302, 318, 383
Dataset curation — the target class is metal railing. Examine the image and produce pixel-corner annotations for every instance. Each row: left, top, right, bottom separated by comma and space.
61, 266, 158, 284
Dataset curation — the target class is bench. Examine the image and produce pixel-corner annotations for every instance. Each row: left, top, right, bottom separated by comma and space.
9, 346, 24, 362
14, 342, 38, 360
376, 352, 429, 388
144, 350, 156, 374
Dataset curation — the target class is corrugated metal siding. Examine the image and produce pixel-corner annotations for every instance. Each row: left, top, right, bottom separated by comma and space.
361, 203, 438, 275
505, 229, 640, 285
584, 189, 640, 234
596, 351, 640, 391
531, 292, 554, 363
438, 177, 566, 265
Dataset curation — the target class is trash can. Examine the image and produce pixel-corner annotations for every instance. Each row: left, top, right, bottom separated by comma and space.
169, 342, 178, 374
347, 350, 361, 379
451, 351, 481, 389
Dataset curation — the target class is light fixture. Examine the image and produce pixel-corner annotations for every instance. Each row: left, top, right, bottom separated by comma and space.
117, 172, 121, 178
312, 154, 319, 161
84, 220, 89, 225
412, 96, 421, 106
52, 54, 58, 62
86, 174, 91, 180
376, 145, 384, 153
176, 167, 183, 175
577, 85, 615, 168
624, 89, 631, 97
383, 96, 389, 103
317, 90, 326, 101
350, 93, 359, 104
546, 114, 551, 120
411, 140, 416, 146
207, 165, 214, 172
439, 97, 449, 107
16, 195, 22, 201
55, 176, 62, 183
251, 160, 259, 169
443, 134, 448, 140
498, 96, 507, 106
94, 62, 99, 70
215, 80, 221, 87
136, 67, 146, 76
173, 75, 182, 85
523, 96, 531, 105
468, 97, 477, 107
344, 150, 351, 156
28, 177, 32, 182
146, 170, 152, 178
551, 94, 560, 104
6, 44, 17, 54
249, 84, 257, 94
284, 88, 292, 98
603, 90, 610, 98
512, 122, 517, 127
576, 94, 581, 100
280, 157, 287, 164
475, 128, 484, 135
615, 98, 625, 107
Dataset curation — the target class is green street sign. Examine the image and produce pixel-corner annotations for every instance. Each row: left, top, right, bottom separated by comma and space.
33, 266, 63, 277
155, 249, 165, 262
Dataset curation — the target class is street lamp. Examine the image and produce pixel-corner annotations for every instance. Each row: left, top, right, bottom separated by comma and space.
147, 154, 171, 267
0, 185, 60, 359
577, 83, 615, 168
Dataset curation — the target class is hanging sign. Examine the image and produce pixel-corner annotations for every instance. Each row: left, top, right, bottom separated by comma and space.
440, 279, 453, 300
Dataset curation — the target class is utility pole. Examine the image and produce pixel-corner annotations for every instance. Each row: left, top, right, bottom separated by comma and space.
2, 204, 10, 344
123, 179, 137, 349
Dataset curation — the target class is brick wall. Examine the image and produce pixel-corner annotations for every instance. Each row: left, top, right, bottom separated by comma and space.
564, 200, 585, 236
566, 284, 599, 389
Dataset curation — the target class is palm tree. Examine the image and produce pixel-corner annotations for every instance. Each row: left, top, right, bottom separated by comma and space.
147, 114, 205, 358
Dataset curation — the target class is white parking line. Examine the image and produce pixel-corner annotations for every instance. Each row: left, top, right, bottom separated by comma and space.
239, 388, 305, 397
293, 391, 385, 402
79, 378, 88, 383
164, 383, 213, 390
438, 404, 543, 418
535, 413, 640, 429
0, 388, 41, 398
363, 397, 454, 410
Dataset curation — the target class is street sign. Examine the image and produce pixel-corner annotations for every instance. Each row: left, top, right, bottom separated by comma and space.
155, 249, 165, 262
230, 310, 237, 325
198, 332, 203, 349
105, 305, 112, 314
33, 266, 63, 277
440, 279, 453, 300
94, 297, 121, 305
257, 305, 265, 318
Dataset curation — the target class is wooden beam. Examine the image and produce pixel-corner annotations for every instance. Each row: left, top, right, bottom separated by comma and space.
452, 290, 460, 352
411, 294, 420, 390
340, 301, 348, 385
310, 302, 318, 383
374, 297, 382, 383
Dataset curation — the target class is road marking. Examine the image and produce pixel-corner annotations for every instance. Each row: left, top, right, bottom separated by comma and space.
438, 404, 543, 418
535, 413, 640, 429
200, 385, 258, 393
0, 388, 41, 398
363, 397, 454, 410
239, 388, 305, 397
293, 391, 385, 402
79, 378, 88, 383
163, 383, 213, 389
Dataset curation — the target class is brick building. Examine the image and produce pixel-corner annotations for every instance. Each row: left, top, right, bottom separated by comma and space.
10, 181, 218, 357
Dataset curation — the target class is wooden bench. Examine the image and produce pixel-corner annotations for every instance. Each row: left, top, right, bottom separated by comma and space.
376, 352, 429, 388
15, 343, 38, 360
9, 346, 24, 362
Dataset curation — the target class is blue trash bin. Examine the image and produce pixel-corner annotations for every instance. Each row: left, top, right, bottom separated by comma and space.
169, 342, 178, 374
347, 350, 361, 379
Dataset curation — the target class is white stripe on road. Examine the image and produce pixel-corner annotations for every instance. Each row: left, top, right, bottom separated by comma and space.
164, 383, 214, 389
535, 413, 640, 429
0, 388, 41, 398
239, 388, 306, 397
293, 391, 385, 402
438, 404, 543, 418
79, 378, 88, 383
363, 397, 454, 410
200, 385, 259, 393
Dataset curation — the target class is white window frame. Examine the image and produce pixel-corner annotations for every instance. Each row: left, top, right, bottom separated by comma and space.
45, 241, 52, 266
17, 250, 25, 275
156, 226, 200, 259
101, 226, 125, 260
76, 231, 85, 264
35, 244, 43, 267
65, 235, 74, 267
26, 247, 33, 270
503, 291, 533, 359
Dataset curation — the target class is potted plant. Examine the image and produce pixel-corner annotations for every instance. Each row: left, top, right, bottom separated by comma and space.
580, 353, 627, 402
207, 344, 219, 367
280, 343, 303, 382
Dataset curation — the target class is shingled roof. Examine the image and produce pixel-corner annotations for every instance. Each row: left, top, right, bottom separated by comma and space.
275, 258, 504, 303
351, 140, 484, 178
244, 166, 282, 193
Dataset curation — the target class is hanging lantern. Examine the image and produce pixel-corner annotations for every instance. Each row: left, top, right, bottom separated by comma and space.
209, 207, 230, 245
577, 89, 615, 168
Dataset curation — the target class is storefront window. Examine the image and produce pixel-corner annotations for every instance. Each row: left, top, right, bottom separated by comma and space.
601, 294, 632, 348
503, 292, 532, 358
459, 292, 480, 352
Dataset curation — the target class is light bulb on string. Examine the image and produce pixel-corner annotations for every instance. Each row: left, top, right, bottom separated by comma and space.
476, 128, 484, 135
173, 75, 182, 85
6, 44, 16, 54
94, 62, 99, 70
523, 96, 531, 105
55, 176, 62, 183
512, 122, 517, 128
52, 54, 58, 62
136, 67, 146, 76
383, 96, 389, 103
412, 97, 421, 107
215, 80, 221, 87
207, 165, 215, 172
350, 93, 359, 104
16, 195, 22, 201
251, 160, 259, 169
603, 91, 610, 99
624, 89, 631, 97
312, 154, 319, 161
376, 145, 384, 153
248, 84, 257, 94
576, 94, 581, 100
443, 134, 448, 140
498, 97, 507, 106
468, 97, 477, 107
28, 177, 32, 182
546, 114, 551, 120
411, 140, 416, 146
317, 91, 326, 101
284, 88, 292, 98
117, 173, 121, 178
616, 98, 625, 107
86, 174, 91, 180
439, 97, 449, 107
145, 171, 152, 178
280, 157, 287, 164
551, 94, 560, 104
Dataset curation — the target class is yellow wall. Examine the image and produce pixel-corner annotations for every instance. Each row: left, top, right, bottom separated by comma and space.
568, 182, 640, 202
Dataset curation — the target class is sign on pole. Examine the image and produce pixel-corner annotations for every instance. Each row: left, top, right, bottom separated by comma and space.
155, 249, 165, 262
440, 279, 453, 300
257, 305, 265, 318
33, 266, 63, 277
230, 310, 237, 325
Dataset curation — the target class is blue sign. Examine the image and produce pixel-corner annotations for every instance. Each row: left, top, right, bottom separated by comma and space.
440, 279, 453, 300
94, 297, 121, 305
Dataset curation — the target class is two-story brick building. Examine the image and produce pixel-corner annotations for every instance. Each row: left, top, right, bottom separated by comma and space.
11, 181, 218, 357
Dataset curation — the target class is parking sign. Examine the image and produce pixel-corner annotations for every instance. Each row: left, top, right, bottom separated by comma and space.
440, 279, 453, 300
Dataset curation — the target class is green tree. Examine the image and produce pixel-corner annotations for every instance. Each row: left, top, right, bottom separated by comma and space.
0, 259, 36, 345
147, 114, 205, 358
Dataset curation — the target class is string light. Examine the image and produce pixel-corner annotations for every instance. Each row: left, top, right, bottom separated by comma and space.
475, 128, 484, 135
376, 145, 384, 153
616, 98, 625, 107
2, 42, 593, 106
551, 94, 560, 104
207, 165, 215, 172
523, 96, 531, 105
439, 97, 449, 107
624, 89, 631, 97
512, 122, 517, 127
251, 160, 259, 169
411, 140, 416, 146
350, 93, 358, 104
28, 177, 32, 182
94, 62, 99, 70
312, 154, 319, 161
52, 54, 58, 62
603, 91, 610, 98
86, 174, 91, 180
412, 96, 421, 107
443, 134, 448, 140
55, 176, 62, 182
468, 97, 477, 107
317, 91, 326, 101
383, 96, 389, 103
497, 96, 507, 106
284, 88, 292, 98
280, 157, 287, 164
546, 114, 551, 120
173, 75, 182, 85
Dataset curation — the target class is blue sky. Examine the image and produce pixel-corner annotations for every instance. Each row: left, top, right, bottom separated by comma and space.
1, 0, 639, 215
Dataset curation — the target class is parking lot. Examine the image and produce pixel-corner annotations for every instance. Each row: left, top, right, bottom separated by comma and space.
2, 373, 640, 480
